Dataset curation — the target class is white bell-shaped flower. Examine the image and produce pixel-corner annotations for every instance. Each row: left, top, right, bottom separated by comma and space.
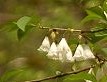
82, 44, 95, 59
47, 42, 58, 60
73, 44, 85, 61
57, 38, 74, 62
73, 44, 95, 61
37, 36, 50, 52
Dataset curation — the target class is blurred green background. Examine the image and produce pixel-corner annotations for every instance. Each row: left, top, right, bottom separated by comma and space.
0, 0, 107, 82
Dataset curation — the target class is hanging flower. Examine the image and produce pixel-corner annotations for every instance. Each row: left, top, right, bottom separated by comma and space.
73, 44, 85, 61
37, 36, 50, 52
82, 44, 95, 59
47, 42, 58, 60
57, 38, 74, 62
73, 44, 95, 61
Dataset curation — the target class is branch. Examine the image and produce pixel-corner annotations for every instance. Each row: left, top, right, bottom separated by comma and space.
25, 65, 95, 82
39, 25, 107, 34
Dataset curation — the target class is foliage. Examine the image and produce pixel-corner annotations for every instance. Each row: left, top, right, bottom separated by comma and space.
0, 0, 107, 82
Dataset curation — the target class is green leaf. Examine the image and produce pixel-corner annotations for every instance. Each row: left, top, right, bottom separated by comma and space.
81, 15, 102, 24
15, 15, 40, 40
17, 25, 33, 41
64, 72, 97, 82
85, 23, 107, 43
86, 33, 107, 43
17, 29, 25, 41
86, 7, 105, 18
91, 23, 107, 31
16, 16, 31, 31
81, 6, 106, 24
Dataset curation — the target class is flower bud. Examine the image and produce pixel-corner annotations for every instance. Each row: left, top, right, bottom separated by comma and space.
50, 31, 56, 41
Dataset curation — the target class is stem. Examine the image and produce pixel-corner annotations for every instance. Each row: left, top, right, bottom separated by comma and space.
25, 65, 95, 82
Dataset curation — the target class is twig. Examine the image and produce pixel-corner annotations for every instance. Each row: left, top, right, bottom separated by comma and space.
25, 65, 95, 82
95, 55, 107, 62
39, 25, 107, 33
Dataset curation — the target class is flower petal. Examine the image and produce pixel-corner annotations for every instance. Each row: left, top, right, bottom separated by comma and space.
47, 42, 58, 60
57, 38, 73, 62
73, 44, 95, 61
82, 44, 95, 59
37, 36, 50, 52
66, 51, 74, 62
73, 44, 85, 61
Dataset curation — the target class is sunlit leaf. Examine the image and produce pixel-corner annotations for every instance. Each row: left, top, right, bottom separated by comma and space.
16, 16, 31, 31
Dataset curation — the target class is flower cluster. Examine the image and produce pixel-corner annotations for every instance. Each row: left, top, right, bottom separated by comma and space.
38, 36, 95, 62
